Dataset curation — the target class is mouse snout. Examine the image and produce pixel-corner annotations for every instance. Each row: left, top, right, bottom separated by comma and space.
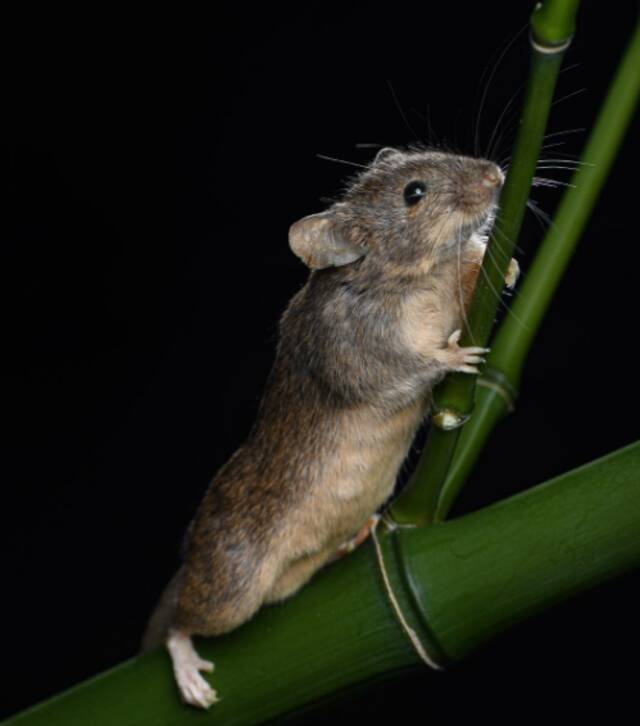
481, 164, 504, 189
455, 161, 504, 215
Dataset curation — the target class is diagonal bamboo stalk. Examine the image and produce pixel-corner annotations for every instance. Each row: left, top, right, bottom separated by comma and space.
4, 440, 640, 725
390, 0, 581, 527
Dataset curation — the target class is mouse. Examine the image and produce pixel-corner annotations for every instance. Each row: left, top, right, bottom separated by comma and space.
141, 145, 519, 708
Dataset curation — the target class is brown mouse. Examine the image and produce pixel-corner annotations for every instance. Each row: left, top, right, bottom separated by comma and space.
142, 145, 519, 708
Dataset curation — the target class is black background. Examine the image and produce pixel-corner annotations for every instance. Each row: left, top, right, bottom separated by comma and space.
3, 2, 639, 722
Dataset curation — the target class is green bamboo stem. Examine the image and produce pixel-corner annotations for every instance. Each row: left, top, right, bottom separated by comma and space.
435, 18, 640, 522
391, 0, 579, 527
5, 440, 640, 725
401, 440, 640, 660
530, 0, 580, 46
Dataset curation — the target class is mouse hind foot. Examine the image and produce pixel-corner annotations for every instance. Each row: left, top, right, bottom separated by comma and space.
330, 513, 381, 561
166, 629, 217, 709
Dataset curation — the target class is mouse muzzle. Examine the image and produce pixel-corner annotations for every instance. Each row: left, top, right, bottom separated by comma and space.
455, 160, 504, 220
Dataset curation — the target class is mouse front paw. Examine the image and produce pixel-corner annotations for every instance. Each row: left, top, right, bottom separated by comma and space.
505, 258, 520, 289
439, 329, 489, 375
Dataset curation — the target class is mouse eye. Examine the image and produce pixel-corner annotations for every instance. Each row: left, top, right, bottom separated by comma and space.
403, 180, 427, 206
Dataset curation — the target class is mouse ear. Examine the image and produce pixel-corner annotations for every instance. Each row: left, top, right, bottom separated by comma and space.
289, 212, 366, 270
373, 147, 400, 164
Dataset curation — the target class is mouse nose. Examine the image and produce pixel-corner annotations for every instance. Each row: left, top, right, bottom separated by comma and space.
481, 166, 505, 189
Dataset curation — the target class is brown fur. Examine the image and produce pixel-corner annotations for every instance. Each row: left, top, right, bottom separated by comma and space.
143, 147, 513, 653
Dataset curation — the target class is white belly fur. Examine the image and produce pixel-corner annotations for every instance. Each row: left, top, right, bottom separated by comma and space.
293, 398, 427, 552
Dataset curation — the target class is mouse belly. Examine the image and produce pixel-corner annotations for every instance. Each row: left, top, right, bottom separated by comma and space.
293, 398, 427, 551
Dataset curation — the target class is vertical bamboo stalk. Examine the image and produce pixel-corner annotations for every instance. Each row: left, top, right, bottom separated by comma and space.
435, 18, 640, 522
391, 0, 580, 526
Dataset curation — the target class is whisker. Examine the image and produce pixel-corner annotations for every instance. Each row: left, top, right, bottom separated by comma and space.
474, 22, 529, 157
424, 104, 437, 147
456, 236, 472, 341
560, 62, 582, 74
477, 256, 515, 315
526, 199, 557, 231
503, 158, 592, 173
386, 80, 419, 140
316, 154, 369, 169
526, 200, 549, 232
479, 242, 530, 331
536, 149, 588, 161
491, 220, 525, 256
492, 99, 583, 166
538, 141, 567, 152
542, 127, 586, 139
550, 87, 587, 108
534, 165, 591, 173
485, 80, 526, 161
535, 157, 594, 166
499, 128, 586, 166
532, 176, 577, 189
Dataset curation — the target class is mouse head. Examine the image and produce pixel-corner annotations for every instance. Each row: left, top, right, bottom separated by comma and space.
289, 147, 504, 275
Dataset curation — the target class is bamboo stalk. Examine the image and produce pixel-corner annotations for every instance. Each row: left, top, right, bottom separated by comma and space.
434, 18, 640, 522
390, 0, 580, 526
5, 441, 639, 725
387, 440, 640, 661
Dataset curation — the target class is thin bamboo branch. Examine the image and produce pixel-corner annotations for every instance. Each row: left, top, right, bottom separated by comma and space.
391, 0, 580, 526
435, 18, 640, 522
4, 441, 640, 725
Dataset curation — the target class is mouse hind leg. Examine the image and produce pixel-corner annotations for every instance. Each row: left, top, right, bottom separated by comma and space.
167, 550, 282, 708
330, 514, 380, 561
263, 546, 336, 603
167, 600, 264, 709
265, 515, 381, 604
141, 568, 220, 708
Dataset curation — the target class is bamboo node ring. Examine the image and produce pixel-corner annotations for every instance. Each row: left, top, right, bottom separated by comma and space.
371, 519, 444, 671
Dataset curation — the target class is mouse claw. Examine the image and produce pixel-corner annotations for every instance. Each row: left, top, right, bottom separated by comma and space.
447, 329, 462, 346
456, 364, 480, 375
463, 355, 485, 365
182, 676, 218, 709
196, 658, 215, 673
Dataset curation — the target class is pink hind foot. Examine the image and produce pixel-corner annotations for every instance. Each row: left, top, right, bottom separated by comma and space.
166, 629, 217, 709
330, 514, 381, 562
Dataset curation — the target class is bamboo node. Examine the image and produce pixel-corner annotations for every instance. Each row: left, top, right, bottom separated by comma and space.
371, 520, 444, 671
529, 30, 573, 55
477, 367, 517, 412
381, 511, 416, 530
